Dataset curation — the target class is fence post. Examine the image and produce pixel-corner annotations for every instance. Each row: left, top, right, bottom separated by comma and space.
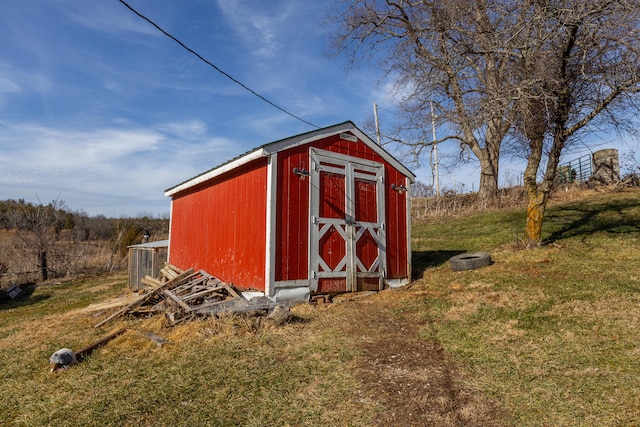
578, 160, 582, 181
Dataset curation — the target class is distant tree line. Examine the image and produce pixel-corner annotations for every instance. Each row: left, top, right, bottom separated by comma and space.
0, 199, 168, 240
0, 199, 169, 282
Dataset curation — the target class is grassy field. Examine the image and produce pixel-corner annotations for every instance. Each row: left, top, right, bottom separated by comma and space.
0, 274, 370, 426
1, 188, 639, 426
411, 188, 640, 425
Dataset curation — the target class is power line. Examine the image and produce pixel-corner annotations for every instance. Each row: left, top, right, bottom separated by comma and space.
117, 0, 319, 129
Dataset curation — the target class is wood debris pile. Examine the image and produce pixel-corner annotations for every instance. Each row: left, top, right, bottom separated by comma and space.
95, 264, 277, 328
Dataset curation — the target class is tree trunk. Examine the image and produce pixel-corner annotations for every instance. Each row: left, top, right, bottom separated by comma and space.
476, 143, 500, 205
523, 129, 564, 244
478, 168, 499, 205
39, 250, 48, 281
522, 124, 547, 244
525, 186, 547, 243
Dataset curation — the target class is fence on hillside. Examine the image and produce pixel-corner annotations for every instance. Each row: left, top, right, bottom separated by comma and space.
557, 154, 592, 183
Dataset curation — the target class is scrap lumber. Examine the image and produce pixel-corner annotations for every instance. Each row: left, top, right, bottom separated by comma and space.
181, 285, 226, 302
93, 265, 268, 327
194, 295, 276, 315
160, 267, 178, 281
137, 330, 169, 348
75, 328, 127, 362
81, 293, 144, 313
164, 263, 184, 275
94, 267, 195, 328
163, 289, 192, 312
141, 275, 163, 288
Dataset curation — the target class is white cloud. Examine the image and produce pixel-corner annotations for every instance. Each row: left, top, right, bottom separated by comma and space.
157, 120, 208, 139
0, 75, 21, 94
62, 0, 160, 37
215, 0, 297, 58
0, 120, 246, 216
0, 73, 22, 108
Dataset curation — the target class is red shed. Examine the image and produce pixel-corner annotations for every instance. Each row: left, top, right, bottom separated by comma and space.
165, 121, 415, 304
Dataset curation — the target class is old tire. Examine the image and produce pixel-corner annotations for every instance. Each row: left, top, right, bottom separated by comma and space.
449, 252, 492, 271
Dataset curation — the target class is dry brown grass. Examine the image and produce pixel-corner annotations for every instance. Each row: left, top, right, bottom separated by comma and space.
408, 188, 640, 425
411, 181, 633, 224
2, 188, 639, 426
0, 229, 116, 288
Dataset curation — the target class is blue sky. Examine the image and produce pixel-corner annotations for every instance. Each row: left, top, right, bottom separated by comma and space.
0, 0, 406, 216
1, 1, 636, 217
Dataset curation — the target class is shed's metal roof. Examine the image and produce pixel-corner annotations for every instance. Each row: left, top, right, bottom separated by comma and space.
127, 239, 169, 249
165, 121, 415, 197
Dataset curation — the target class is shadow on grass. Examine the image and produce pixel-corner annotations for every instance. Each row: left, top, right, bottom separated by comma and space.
412, 250, 466, 279
0, 284, 51, 310
544, 197, 640, 243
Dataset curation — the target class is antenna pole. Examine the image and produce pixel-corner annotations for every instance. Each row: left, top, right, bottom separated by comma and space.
373, 102, 381, 145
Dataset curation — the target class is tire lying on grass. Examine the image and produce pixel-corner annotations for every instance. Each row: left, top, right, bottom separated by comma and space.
449, 252, 492, 271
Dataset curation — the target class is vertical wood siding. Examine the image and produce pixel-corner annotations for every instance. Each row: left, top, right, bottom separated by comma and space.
275, 145, 310, 281
275, 133, 408, 283
169, 158, 268, 291
384, 165, 409, 279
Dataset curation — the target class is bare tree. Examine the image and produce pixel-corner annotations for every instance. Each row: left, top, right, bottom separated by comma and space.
332, 0, 640, 243
410, 180, 435, 198
511, 0, 640, 242
331, 0, 520, 203
104, 218, 145, 272
7, 198, 68, 280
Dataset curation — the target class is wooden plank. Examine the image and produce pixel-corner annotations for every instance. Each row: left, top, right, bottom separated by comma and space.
192, 296, 240, 310
141, 276, 163, 288
95, 268, 194, 328
224, 284, 241, 299
165, 263, 184, 275
161, 267, 178, 280
137, 330, 169, 348
75, 328, 127, 362
194, 296, 275, 314
163, 289, 192, 312
172, 276, 209, 296
164, 269, 198, 290
172, 283, 196, 296
182, 285, 228, 302
81, 293, 144, 313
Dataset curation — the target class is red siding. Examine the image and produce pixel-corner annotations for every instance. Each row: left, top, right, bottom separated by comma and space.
169, 129, 410, 296
313, 134, 381, 163
315, 134, 409, 279
169, 158, 268, 291
275, 145, 309, 281
274, 133, 408, 283
385, 165, 409, 279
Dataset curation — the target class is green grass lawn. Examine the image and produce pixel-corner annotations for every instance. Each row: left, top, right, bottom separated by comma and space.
410, 189, 640, 425
1, 188, 639, 426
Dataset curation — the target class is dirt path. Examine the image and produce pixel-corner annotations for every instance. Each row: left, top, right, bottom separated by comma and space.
330, 290, 507, 426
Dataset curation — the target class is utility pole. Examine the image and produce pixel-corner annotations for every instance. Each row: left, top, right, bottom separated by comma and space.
373, 102, 381, 145
430, 101, 440, 197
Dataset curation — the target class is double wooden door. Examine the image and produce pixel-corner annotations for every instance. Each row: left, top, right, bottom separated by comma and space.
309, 149, 386, 293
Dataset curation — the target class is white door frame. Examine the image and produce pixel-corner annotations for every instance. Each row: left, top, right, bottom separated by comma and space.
309, 148, 386, 292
